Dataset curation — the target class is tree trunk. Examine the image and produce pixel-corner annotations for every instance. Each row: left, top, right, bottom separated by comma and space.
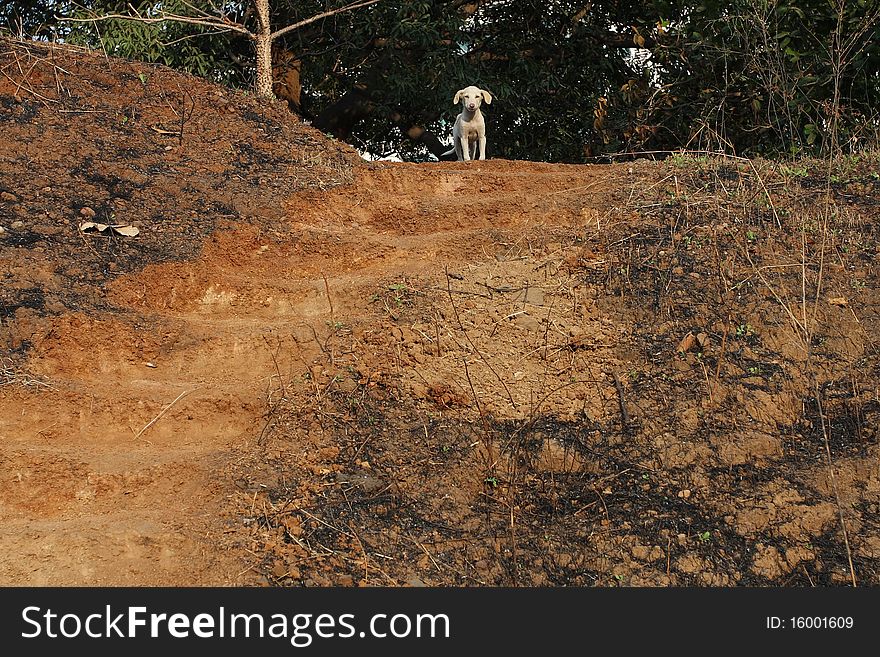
272, 48, 302, 112
253, 0, 275, 98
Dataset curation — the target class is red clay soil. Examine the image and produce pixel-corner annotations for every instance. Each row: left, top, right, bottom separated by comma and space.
1, 38, 878, 587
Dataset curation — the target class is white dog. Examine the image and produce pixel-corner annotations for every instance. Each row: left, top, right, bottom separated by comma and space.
442, 85, 492, 161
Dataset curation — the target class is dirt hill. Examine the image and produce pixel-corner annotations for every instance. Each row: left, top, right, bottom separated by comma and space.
1, 37, 878, 587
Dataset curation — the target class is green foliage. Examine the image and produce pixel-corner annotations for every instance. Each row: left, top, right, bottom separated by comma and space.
642, 0, 880, 157
1, 0, 78, 37
6, 0, 880, 162
61, 1, 251, 87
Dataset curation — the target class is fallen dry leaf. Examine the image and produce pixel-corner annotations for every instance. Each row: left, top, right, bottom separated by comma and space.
677, 331, 696, 353
79, 222, 139, 237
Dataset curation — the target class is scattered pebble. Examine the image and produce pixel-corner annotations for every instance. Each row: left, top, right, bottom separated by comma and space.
514, 313, 542, 332
10, 220, 24, 229
80, 206, 96, 218
1, 191, 18, 202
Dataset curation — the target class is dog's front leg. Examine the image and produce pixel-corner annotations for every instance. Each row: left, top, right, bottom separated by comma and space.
460, 135, 472, 161
478, 136, 487, 160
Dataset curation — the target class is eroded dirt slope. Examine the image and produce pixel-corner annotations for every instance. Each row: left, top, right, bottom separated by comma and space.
1, 38, 878, 586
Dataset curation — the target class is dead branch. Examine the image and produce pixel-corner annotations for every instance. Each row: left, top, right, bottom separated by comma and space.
611, 371, 631, 433
134, 387, 197, 439
445, 266, 518, 410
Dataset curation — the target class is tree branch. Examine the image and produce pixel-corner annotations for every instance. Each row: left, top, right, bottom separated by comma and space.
60, 0, 384, 46
60, 10, 252, 37
270, 0, 382, 41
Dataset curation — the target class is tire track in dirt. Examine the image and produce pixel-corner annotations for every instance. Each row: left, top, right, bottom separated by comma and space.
1, 159, 621, 585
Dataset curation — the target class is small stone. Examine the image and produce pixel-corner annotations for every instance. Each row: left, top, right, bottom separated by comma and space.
678, 489, 692, 499
514, 313, 542, 332
1, 191, 18, 202
361, 474, 384, 494
10, 221, 24, 229
632, 545, 653, 561
513, 286, 544, 306
80, 206, 96, 218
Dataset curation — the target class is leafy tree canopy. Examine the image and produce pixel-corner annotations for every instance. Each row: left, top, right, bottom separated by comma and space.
4, 1, 879, 161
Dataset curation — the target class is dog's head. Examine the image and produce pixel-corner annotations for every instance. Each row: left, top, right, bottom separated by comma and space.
453, 85, 492, 112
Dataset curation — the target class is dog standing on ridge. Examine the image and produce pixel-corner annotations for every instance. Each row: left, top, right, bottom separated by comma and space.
442, 85, 493, 161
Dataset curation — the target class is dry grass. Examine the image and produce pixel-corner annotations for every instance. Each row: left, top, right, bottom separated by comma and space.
0, 358, 53, 389
622, 151, 880, 587
237, 152, 880, 587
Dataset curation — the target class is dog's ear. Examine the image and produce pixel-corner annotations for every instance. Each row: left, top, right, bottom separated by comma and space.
453, 89, 464, 104
480, 89, 493, 105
